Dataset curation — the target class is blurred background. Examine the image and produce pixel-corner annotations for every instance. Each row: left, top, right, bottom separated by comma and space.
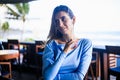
0, 0, 120, 45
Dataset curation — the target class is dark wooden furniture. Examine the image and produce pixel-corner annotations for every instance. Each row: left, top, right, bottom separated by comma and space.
0, 62, 11, 79
91, 51, 100, 80
8, 39, 20, 49
0, 50, 19, 61
2, 41, 44, 79
35, 40, 46, 80
85, 52, 100, 80
106, 45, 120, 80
35, 40, 45, 54
0, 42, 11, 79
7, 39, 20, 64
93, 47, 107, 80
7, 39, 27, 64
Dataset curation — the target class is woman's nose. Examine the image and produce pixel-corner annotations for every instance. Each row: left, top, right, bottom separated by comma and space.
58, 20, 64, 27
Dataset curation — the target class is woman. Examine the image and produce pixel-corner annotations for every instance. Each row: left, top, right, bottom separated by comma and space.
42, 5, 92, 80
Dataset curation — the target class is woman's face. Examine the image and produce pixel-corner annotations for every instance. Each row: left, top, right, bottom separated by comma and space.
55, 11, 75, 35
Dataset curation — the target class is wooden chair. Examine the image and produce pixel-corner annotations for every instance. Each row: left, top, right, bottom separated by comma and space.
35, 40, 45, 55
35, 40, 45, 80
106, 45, 120, 80
0, 42, 12, 79
0, 62, 12, 79
8, 39, 20, 50
7, 39, 27, 64
84, 52, 100, 80
7, 39, 20, 64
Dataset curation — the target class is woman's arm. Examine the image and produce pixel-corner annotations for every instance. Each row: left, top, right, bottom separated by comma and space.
58, 39, 93, 80
42, 44, 67, 80
43, 39, 92, 80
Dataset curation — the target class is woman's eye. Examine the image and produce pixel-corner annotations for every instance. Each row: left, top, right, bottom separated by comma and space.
55, 16, 66, 25
61, 16, 65, 22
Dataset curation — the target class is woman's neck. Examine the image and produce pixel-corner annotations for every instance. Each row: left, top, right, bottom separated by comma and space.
63, 34, 74, 42
57, 34, 77, 44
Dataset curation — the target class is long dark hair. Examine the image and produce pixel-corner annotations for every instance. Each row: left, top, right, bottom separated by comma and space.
47, 5, 75, 43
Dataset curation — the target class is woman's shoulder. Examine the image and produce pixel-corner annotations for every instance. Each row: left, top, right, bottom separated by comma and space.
79, 38, 92, 43
78, 38, 92, 46
46, 40, 57, 47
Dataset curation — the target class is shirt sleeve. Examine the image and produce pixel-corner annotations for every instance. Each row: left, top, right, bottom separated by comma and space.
59, 39, 93, 80
42, 43, 67, 80
43, 39, 92, 80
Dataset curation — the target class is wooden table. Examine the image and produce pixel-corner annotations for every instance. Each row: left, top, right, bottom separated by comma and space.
0, 50, 19, 61
0, 50, 19, 78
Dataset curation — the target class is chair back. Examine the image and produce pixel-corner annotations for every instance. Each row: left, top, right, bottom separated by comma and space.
106, 46, 120, 55
7, 39, 20, 50
34, 41, 45, 78
35, 40, 45, 54
8, 39, 19, 44
84, 51, 100, 80
105, 46, 120, 68
35, 40, 45, 45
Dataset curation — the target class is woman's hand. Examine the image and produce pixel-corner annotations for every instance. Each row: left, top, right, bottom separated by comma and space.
63, 39, 78, 54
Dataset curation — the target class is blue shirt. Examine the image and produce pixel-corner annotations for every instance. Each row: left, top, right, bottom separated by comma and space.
42, 38, 92, 80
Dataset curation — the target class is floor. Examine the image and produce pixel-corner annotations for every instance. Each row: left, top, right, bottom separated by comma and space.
11, 64, 42, 80
12, 71, 38, 80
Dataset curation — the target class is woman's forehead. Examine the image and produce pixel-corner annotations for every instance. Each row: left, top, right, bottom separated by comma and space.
55, 11, 69, 19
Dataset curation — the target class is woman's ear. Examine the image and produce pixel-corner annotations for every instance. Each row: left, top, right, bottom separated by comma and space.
72, 16, 76, 25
